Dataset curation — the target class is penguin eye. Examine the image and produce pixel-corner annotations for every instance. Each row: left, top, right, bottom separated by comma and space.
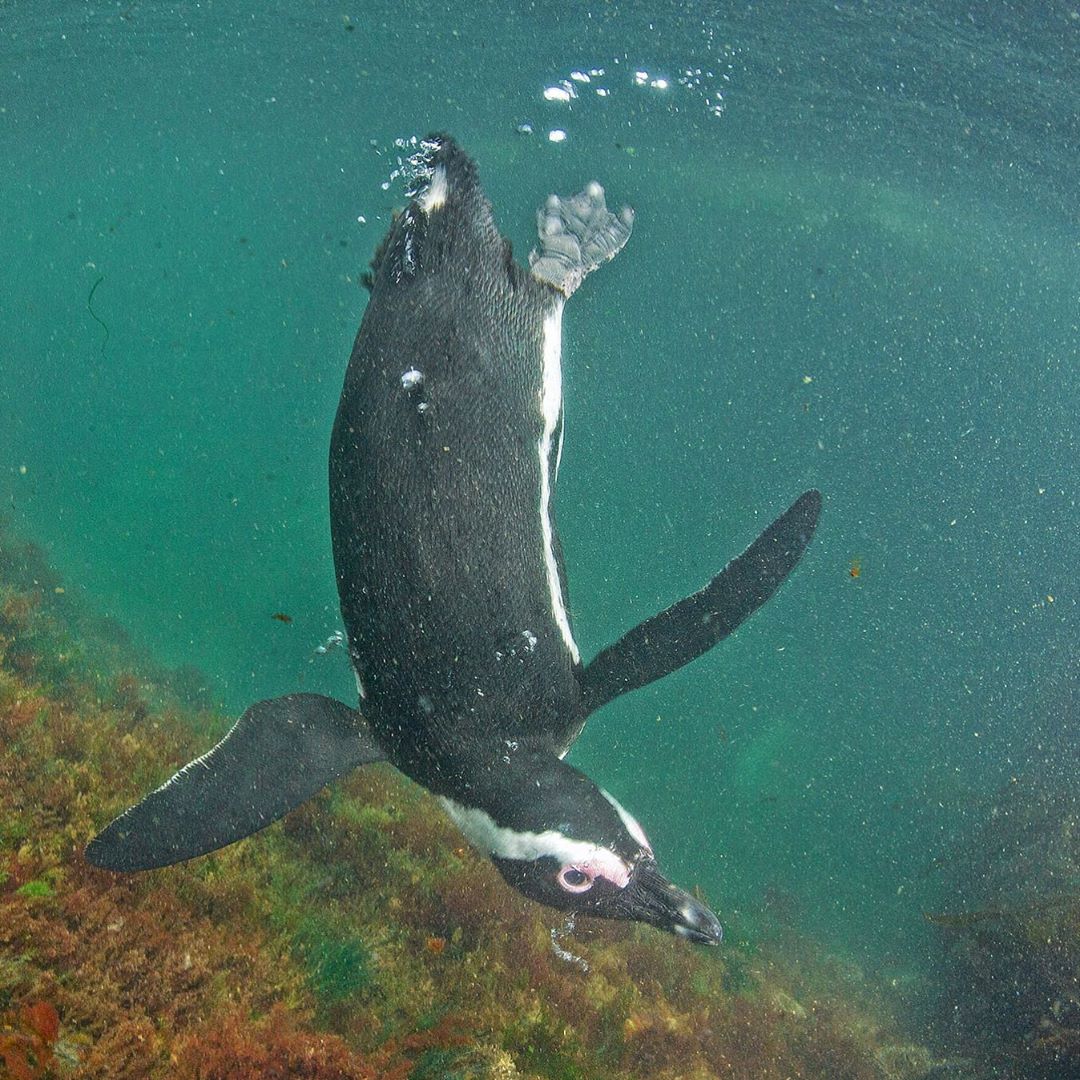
557, 866, 594, 893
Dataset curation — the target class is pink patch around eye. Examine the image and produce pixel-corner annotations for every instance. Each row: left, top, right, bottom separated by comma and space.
558, 866, 595, 893
560, 849, 632, 892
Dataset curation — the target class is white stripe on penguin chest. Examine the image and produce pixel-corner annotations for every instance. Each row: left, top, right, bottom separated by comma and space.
438, 795, 631, 887
538, 299, 579, 665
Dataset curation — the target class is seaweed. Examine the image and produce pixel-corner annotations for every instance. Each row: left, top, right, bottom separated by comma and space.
0, 1000, 59, 1079
292, 915, 376, 1019
0, 519, 939, 1078
925, 695, 1080, 1080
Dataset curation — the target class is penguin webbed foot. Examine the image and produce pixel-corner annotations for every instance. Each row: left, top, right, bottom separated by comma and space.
529, 182, 634, 297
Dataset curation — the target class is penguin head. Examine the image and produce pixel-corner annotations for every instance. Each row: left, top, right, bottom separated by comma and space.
438, 748, 723, 945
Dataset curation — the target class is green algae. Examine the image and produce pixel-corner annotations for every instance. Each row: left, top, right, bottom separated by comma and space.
13, 881, 54, 900
292, 916, 375, 1012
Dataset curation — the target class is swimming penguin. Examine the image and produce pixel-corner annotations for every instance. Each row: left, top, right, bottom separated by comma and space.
86, 135, 821, 946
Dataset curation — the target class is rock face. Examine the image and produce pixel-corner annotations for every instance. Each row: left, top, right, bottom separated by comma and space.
927, 707, 1080, 1080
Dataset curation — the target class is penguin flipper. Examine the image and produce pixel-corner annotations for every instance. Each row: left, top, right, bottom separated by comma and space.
529, 181, 634, 298
85, 693, 385, 872
579, 490, 822, 716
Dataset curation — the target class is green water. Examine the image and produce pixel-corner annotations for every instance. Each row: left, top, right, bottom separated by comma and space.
2, 0, 1077, 996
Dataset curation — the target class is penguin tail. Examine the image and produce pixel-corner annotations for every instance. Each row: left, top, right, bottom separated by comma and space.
365, 134, 504, 291
85, 693, 385, 872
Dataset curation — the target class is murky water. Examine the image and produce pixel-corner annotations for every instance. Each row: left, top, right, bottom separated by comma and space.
2, 3, 1077, 1076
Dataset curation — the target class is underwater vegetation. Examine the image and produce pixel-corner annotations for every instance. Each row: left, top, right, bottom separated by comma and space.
2, 521, 959, 1078
0, 999, 61, 1079
926, 711, 1080, 1080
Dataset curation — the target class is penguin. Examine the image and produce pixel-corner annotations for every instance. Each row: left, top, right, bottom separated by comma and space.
86, 135, 821, 947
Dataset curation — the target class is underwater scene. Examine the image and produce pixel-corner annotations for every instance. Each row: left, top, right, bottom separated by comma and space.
1, 2, 1077, 1077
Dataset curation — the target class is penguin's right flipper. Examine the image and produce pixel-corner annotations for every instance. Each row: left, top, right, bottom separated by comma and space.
85, 693, 385, 872
529, 182, 634, 298
580, 490, 822, 716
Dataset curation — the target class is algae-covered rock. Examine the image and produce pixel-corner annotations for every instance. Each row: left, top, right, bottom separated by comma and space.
873, 1041, 936, 1079
0, 523, 931, 1079
927, 693, 1080, 1080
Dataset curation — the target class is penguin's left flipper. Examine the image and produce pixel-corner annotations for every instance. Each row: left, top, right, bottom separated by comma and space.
580, 489, 822, 716
85, 693, 385, 872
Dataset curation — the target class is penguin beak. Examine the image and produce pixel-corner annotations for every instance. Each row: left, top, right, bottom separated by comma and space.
623, 859, 723, 945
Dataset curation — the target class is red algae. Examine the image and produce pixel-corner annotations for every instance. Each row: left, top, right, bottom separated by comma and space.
170, 1005, 373, 1080
0, 1000, 59, 1079
0, 523, 940, 1079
